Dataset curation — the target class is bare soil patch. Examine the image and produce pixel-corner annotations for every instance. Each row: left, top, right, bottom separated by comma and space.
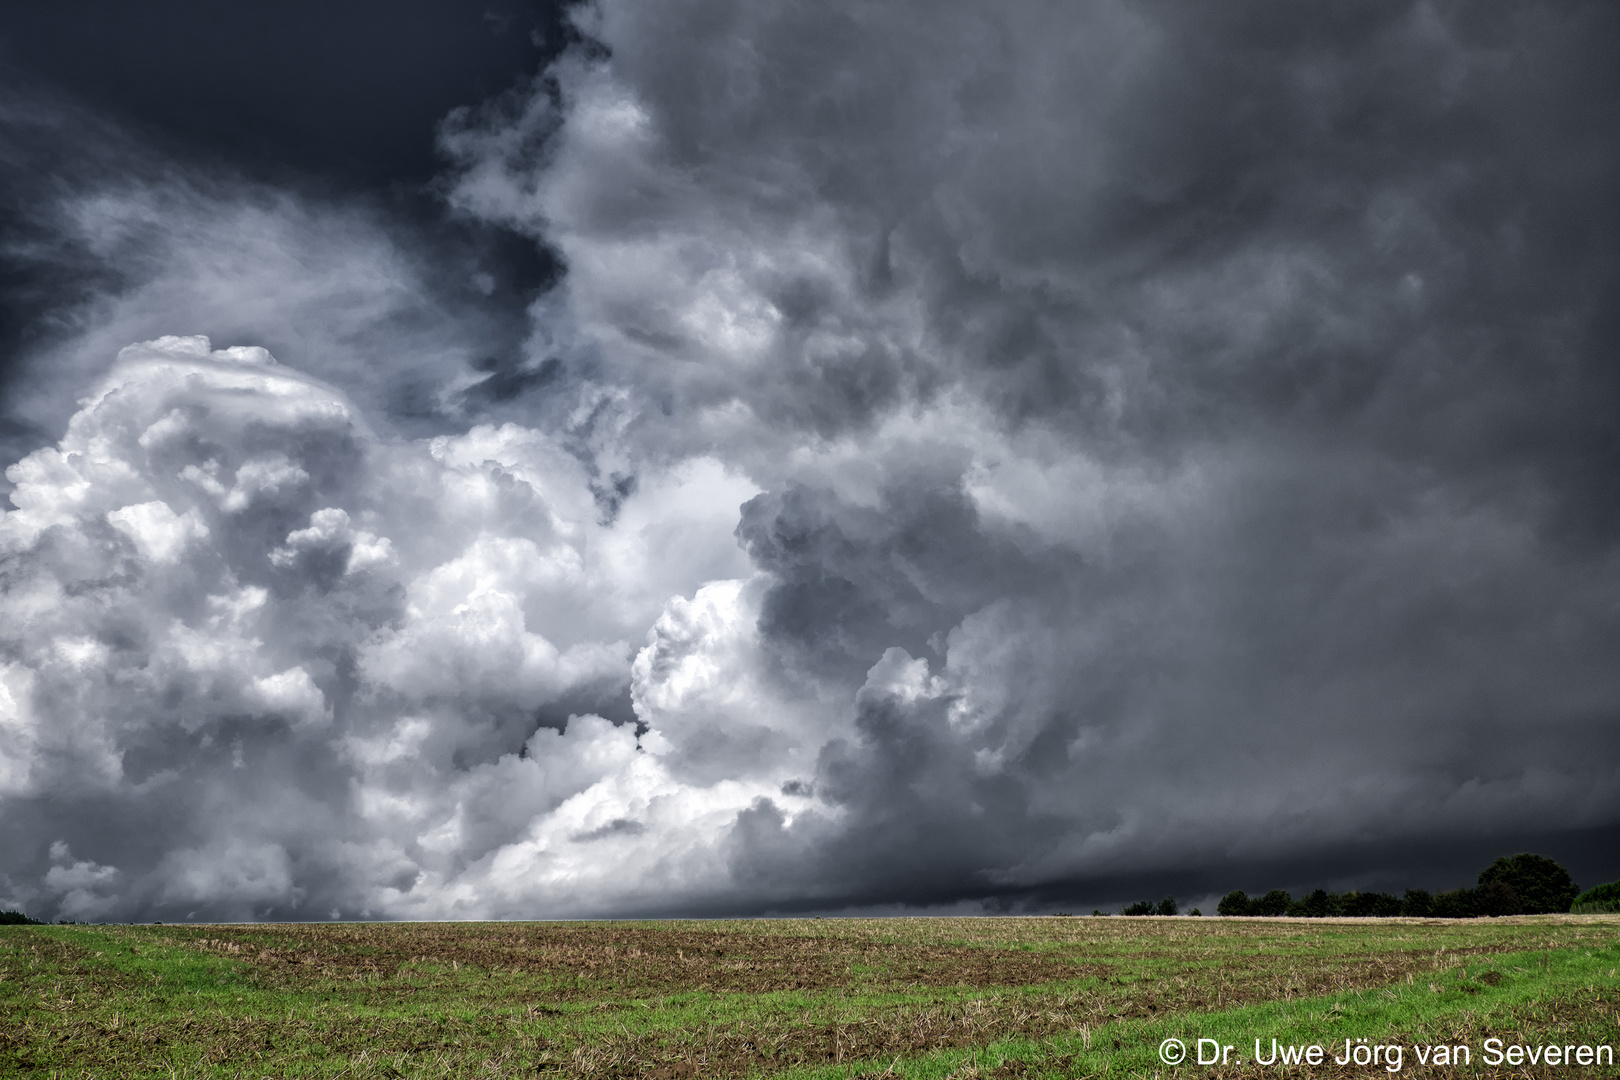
173, 922, 1103, 995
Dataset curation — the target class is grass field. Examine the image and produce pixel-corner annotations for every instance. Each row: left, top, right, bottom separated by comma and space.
2, 915, 1616, 1078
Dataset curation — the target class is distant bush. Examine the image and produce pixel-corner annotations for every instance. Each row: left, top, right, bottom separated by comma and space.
1478, 854, 1579, 915
0, 910, 44, 925
1189, 908, 1202, 916
1120, 899, 1154, 916
1155, 896, 1179, 916
1571, 880, 1620, 914
1217, 890, 1251, 916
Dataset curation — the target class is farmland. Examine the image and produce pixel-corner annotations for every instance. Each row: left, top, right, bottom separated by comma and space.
2, 915, 1616, 1078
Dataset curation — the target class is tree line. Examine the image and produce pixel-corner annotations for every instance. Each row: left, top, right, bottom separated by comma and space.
1105, 853, 1618, 918
0, 910, 45, 925
1215, 853, 1583, 918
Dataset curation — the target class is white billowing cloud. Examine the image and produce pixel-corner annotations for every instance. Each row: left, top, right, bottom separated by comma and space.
271, 508, 393, 573
188, 453, 311, 515
0, 666, 41, 797
106, 500, 211, 564
0, 335, 788, 919
630, 576, 843, 789
361, 563, 627, 723
158, 840, 298, 907
250, 668, 330, 729
45, 842, 123, 921
357, 712, 773, 918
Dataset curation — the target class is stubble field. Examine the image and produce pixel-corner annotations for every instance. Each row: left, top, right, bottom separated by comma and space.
2, 914, 1616, 1078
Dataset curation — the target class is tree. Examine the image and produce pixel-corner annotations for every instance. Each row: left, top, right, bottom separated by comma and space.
1290, 889, 1333, 918
1342, 891, 1401, 918
1155, 896, 1179, 916
1571, 880, 1620, 914
1368, 892, 1403, 917
1474, 880, 1521, 917
1253, 890, 1292, 917
1120, 899, 1154, 916
1477, 854, 1579, 915
1400, 889, 1434, 917
1430, 888, 1478, 918
1217, 890, 1251, 916
0, 910, 43, 925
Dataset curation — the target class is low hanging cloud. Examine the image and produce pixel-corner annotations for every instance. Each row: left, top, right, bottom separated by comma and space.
3, 0, 1619, 920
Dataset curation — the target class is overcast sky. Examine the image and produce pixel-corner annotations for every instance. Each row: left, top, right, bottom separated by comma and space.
1, 0, 1616, 923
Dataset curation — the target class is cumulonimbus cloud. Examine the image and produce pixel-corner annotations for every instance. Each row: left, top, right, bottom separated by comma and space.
3, 0, 1618, 919
0, 335, 766, 919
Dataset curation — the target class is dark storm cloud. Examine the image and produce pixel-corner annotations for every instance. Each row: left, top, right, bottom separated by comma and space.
450, 0, 1619, 910
2, 0, 1618, 920
722, 457, 1620, 910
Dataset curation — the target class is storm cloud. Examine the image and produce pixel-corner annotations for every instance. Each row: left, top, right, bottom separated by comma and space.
2, 0, 1617, 920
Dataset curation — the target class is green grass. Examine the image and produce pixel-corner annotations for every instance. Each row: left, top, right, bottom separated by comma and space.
1, 915, 1616, 1077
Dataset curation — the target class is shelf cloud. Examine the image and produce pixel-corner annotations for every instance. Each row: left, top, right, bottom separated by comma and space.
2, 0, 1617, 920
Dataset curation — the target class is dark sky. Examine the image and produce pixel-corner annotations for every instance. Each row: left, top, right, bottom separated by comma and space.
0, 0, 562, 186
0, 0, 565, 458
0, 0, 1617, 923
